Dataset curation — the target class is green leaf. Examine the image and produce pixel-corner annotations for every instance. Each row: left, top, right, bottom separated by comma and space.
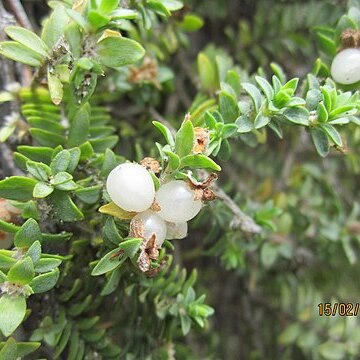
255, 76, 274, 102
180, 314, 191, 335
101, 268, 122, 296
260, 243, 278, 268
26, 241, 41, 263
41, 4, 69, 48
318, 342, 346, 360
317, 102, 328, 122
50, 150, 71, 174
88, 10, 111, 29
5, 26, 49, 57
75, 185, 102, 204
162, 0, 183, 11
0, 295, 26, 337
0, 341, 40, 358
278, 323, 302, 344
29, 128, 66, 147
147, 1, 171, 17
180, 154, 221, 171
180, 14, 204, 32
97, 36, 145, 68
33, 182, 54, 198
0, 254, 17, 271
67, 105, 90, 147
17, 146, 53, 164
235, 115, 253, 133
163, 148, 180, 171
242, 83, 262, 112
152, 121, 175, 147
48, 190, 84, 222
7, 257, 35, 285
0, 270, 6, 283
283, 107, 309, 126
310, 127, 330, 157
254, 112, 270, 129
52, 172, 73, 186
0, 176, 37, 201
321, 124, 343, 147
47, 70, 63, 106
270, 63, 286, 84
118, 238, 142, 258
306, 89, 322, 111
0, 41, 42, 66
219, 90, 239, 123
91, 248, 126, 276
175, 120, 194, 158
34, 258, 62, 273
67, 148, 81, 174
0, 337, 17, 360
14, 218, 42, 248
99, 0, 120, 14
197, 53, 217, 90
30, 268, 59, 293
26, 161, 51, 182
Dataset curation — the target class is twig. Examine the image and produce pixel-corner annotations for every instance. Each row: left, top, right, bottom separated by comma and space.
213, 184, 261, 234
5, 0, 33, 30
148, 106, 261, 234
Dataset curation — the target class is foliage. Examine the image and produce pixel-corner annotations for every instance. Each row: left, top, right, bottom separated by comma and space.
0, 0, 359, 359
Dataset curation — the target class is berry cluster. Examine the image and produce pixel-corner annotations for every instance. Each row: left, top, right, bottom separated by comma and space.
106, 163, 202, 248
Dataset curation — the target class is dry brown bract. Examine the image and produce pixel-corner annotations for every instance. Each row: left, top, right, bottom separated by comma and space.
128, 57, 160, 89
140, 157, 161, 173
0, 199, 20, 242
187, 172, 218, 202
193, 127, 209, 154
137, 234, 159, 273
341, 29, 360, 49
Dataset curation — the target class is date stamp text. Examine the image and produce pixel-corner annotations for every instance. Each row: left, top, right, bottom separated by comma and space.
318, 303, 360, 316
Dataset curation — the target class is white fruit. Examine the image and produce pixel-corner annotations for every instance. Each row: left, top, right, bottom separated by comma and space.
330, 48, 360, 85
166, 221, 188, 240
155, 180, 202, 223
130, 210, 167, 247
106, 163, 155, 212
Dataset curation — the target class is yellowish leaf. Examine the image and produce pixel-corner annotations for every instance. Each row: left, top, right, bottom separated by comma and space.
98, 202, 136, 220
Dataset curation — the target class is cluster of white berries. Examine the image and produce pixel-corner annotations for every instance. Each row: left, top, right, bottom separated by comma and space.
106, 163, 202, 248
331, 48, 360, 85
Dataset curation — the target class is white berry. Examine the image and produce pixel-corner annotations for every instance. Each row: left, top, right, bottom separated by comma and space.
130, 210, 167, 247
330, 48, 360, 85
155, 180, 202, 223
166, 221, 188, 240
106, 163, 155, 212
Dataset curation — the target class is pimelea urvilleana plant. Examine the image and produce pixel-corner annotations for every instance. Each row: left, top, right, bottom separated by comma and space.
0, 0, 360, 359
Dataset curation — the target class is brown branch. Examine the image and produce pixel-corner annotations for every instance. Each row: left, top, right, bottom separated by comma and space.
5, 0, 33, 30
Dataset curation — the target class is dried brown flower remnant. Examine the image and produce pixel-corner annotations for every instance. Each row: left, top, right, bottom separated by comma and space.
145, 257, 168, 278
187, 172, 218, 202
193, 127, 209, 154
341, 29, 360, 49
128, 57, 160, 89
0, 199, 20, 244
129, 218, 145, 239
150, 201, 161, 212
140, 157, 161, 173
137, 234, 159, 273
